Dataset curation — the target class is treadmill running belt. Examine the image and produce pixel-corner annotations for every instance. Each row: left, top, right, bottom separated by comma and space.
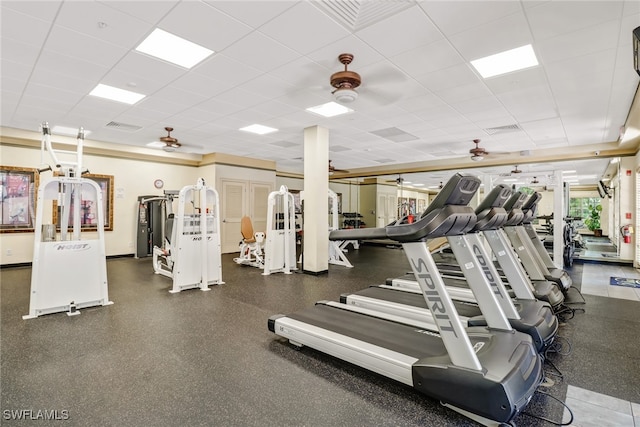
287, 304, 445, 359
356, 286, 481, 318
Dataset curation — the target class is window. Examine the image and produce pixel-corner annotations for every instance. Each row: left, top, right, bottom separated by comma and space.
568, 197, 600, 220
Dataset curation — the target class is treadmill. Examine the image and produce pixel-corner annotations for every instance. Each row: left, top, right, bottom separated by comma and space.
520, 193, 572, 292
396, 191, 564, 310
269, 174, 543, 426
342, 185, 558, 353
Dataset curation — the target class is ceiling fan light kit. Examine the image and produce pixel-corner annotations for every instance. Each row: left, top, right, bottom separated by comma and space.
330, 53, 361, 104
471, 155, 484, 162
333, 87, 358, 103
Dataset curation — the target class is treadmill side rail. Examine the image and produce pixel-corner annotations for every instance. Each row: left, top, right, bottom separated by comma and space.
269, 315, 418, 385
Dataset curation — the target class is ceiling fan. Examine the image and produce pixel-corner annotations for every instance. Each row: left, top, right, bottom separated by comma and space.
159, 127, 181, 152
384, 175, 406, 186
469, 139, 489, 161
330, 53, 361, 104
328, 160, 349, 174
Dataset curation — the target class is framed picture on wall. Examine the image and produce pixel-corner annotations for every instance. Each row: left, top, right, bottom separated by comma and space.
53, 174, 114, 231
0, 166, 39, 233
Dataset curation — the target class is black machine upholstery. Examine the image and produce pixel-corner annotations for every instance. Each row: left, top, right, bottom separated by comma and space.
503, 191, 529, 226
330, 173, 481, 243
472, 184, 512, 232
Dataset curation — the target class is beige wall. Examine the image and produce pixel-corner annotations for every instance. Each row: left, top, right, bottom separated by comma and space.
0, 142, 276, 264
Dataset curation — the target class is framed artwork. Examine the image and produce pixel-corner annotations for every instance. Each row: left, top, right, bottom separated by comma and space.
0, 166, 39, 233
53, 174, 114, 231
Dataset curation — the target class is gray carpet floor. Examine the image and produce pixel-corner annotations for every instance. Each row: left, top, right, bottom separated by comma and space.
1, 246, 639, 426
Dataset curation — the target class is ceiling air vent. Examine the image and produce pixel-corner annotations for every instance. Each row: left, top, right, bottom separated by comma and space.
105, 121, 143, 132
483, 124, 522, 135
313, 0, 416, 31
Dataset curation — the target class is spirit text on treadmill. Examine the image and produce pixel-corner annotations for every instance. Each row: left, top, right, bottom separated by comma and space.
411, 257, 458, 338
472, 244, 504, 299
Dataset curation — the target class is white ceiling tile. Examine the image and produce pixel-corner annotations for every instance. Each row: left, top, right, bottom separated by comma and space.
239, 74, 298, 100
1, 38, 41, 67
355, 5, 443, 56
206, 1, 295, 29
98, 1, 178, 25
1, 59, 32, 86
419, 1, 522, 37
45, 25, 129, 68
115, 51, 187, 87
307, 35, 384, 70
526, 1, 625, 40
448, 12, 533, 61
519, 118, 567, 141
22, 84, 84, 108
100, 69, 175, 98
169, 73, 226, 100
223, 31, 299, 72
415, 63, 479, 92
0, 5, 54, 47
433, 81, 493, 105
258, 2, 350, 55
391, 39, 464, 75
2, 1, 62, 22
193, 54, 263, 88
451, 96, 503, 114
158, 1, 253, 52
537, 20, 620, 65
35, 50, 109, 83
545, 49, 616, 94
497, 85, 558, 123
482, 67, 548, 96
55, 1, 152, 48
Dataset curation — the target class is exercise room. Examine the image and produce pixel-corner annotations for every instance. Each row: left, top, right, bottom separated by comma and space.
1, 1, 640, 426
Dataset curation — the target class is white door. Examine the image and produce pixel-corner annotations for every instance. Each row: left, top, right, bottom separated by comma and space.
221, 180, 247, 253
250, 182, 272, 234
376, 193, 388, 227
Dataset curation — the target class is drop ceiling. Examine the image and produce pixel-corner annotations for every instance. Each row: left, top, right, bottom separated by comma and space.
1, 0, 639, 187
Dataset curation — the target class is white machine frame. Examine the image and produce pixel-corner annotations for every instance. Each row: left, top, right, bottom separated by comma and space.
152, 178, 223, 292
328, 189, 357, 268
24, 123, 112, 319
262, 185, 297, 275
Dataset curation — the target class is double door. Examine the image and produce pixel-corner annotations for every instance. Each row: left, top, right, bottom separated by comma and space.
220, 180, 273, 253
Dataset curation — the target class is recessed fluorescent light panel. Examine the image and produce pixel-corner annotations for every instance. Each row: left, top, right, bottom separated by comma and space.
306, 102, 353, 118
146, 141, 165, 148
51, 126, 91, 137
89, 84, 145, 104
136, 28, 213, 69
239, 124, 278, 135
471, 44, 538, 78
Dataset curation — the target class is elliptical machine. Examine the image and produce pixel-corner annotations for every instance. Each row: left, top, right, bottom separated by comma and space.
24, 123, 112, 319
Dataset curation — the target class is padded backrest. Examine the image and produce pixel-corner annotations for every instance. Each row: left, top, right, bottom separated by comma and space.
240, 216, 256, 242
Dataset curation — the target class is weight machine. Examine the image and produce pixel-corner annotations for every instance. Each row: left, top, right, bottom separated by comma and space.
152, 178, 223, 292
328, 189, 356, 268
234, 186, 296, 275
135, 191, 178, 258
262, 185, 297, 275
24, 123, 112, 319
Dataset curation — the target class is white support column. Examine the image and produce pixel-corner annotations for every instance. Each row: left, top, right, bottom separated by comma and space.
303, 126, 329, 274
552, 169, 564, 268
